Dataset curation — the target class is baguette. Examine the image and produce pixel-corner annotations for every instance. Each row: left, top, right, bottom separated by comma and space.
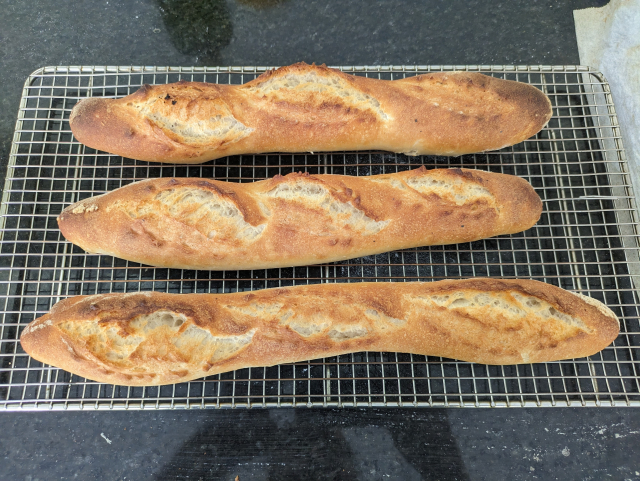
20, 279, 619, 386
57, 167, 542, 270
69, 63, 552, 163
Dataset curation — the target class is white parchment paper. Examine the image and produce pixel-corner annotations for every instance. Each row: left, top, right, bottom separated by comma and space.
574, 0, 640, 207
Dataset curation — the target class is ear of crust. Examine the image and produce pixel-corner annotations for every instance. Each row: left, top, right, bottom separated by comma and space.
20, 280, 619, 386
70, 97, 181, 162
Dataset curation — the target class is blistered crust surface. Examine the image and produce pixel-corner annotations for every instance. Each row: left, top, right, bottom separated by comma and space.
56, 167, 541, 270
69, 63, 552, 163
19, 279, 619, 386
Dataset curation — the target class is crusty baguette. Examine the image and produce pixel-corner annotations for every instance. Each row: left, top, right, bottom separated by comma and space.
20, 279, 619, 386
57, 167, 542, 270
69, 63, 552, 163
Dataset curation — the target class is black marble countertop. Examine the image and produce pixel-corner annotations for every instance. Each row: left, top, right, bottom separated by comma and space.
3, 1, 640, 480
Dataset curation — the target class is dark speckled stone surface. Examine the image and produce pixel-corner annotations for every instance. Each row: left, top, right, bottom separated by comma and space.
2, 408, 640, 480
3, 1, 640, 480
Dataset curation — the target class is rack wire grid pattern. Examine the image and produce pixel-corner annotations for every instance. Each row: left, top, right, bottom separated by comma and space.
1, 65, 639, 411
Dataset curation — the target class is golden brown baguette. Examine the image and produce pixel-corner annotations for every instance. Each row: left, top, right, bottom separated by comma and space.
57, 167, 542, 270
20, 279, 619, 386
69, 63, 552, 163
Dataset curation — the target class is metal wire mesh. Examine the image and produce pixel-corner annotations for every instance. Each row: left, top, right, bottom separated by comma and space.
1, 65, 639, 410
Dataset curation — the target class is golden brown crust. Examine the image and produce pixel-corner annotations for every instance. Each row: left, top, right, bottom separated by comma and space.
20, 279, 619, 386
69, 63, 552, 163
57, 167, 542, 270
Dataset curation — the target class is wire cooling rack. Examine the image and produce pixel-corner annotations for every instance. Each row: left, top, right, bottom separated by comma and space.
1, 65, 639, 410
